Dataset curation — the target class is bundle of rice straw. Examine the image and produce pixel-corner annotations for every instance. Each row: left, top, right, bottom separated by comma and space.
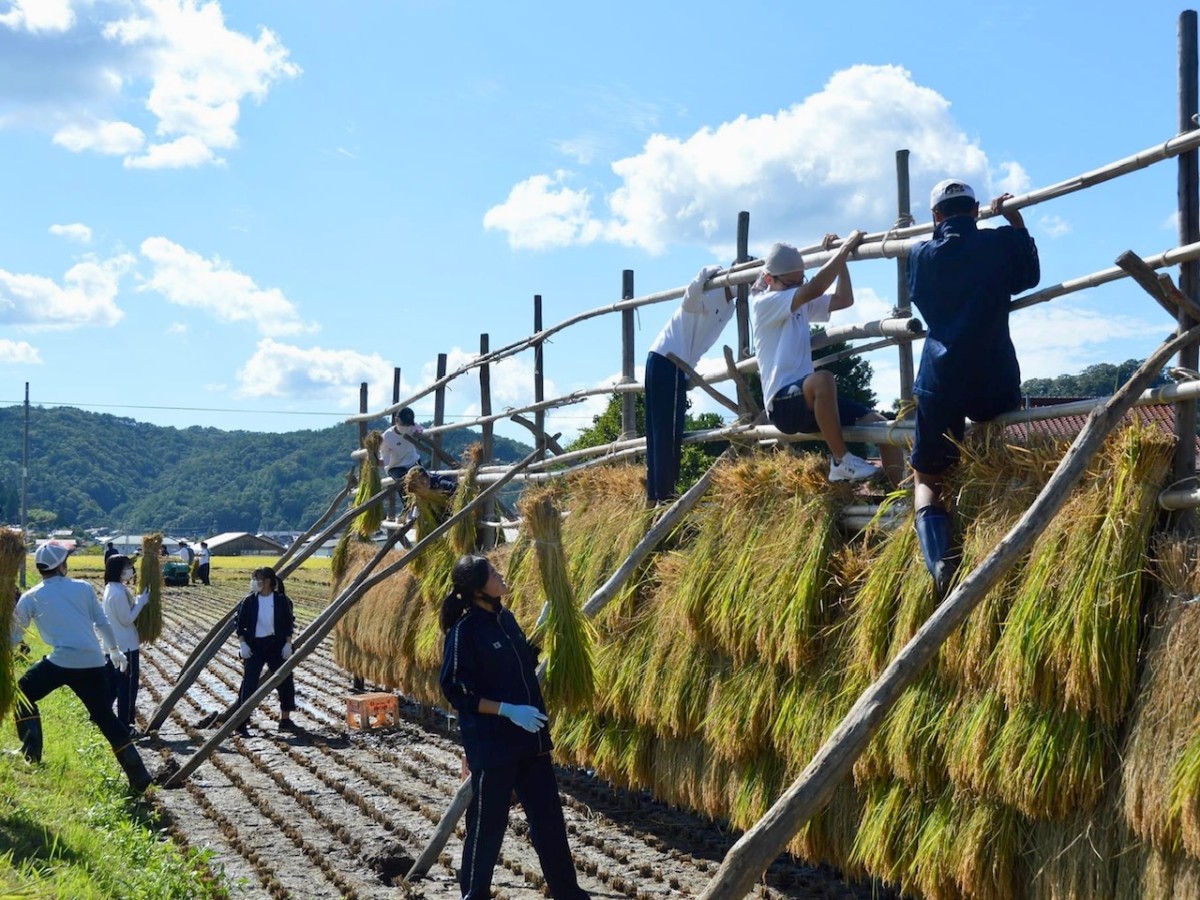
137, 533, 164, 643
353, 430, 384, 539
0, 528, 25, 719
522, 490, 595, 712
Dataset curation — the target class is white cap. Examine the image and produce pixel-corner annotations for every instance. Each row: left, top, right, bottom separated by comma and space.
930, 179, 976, 210
35, 541, 70, 570
763, 242, 805, 276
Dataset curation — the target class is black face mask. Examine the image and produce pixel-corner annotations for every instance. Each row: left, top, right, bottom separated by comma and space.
478, 592, 502, 611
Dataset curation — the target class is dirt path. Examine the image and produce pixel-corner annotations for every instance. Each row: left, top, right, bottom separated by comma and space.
130, 581, 893, 900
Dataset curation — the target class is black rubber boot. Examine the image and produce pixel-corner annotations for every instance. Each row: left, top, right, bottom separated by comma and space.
15, 714, 43, 764
114, 743, 153, 793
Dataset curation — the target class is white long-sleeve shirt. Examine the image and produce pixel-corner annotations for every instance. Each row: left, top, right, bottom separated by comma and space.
648, 271, 735, 368
102, 582, 149, 652
11, 576, 118, 668
380, 424, 422, 470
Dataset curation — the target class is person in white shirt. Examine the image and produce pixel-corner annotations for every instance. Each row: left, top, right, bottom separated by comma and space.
233, 566, 298, 734
644, 264, 736, 504
196, 541, 211, 586
380, 408, 424, 480
10, 542, 153, 792
752, 236, 903, 485
101, 554, 150, 737
177, 541, 193, 565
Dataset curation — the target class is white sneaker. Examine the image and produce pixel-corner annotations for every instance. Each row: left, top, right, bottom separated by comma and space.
829, 452, 882, 483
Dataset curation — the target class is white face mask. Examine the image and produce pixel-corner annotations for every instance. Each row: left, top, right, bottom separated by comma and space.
250, 578, 260, 593
122, 568, 135, 583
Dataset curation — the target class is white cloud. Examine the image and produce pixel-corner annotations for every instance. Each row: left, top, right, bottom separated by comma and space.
1010, 303, 1165, 380
166, 321, 187, 335
0, 339, 42, 364
236, 339, 393, 407
0, 0, 74, 33
1164, 210, 1181, 232
138, 236, 312, 335
554, 136, 600, 165
419, 348, 559, 420
48, 222, 93, 243
52, 119, 145, 154
2, 0, 299, 169
0, 253, 132, 329
995, 161, 1031, 196
482, 171, 604, 250
1037, 214, 1072, 239
486, 64, 1021, 254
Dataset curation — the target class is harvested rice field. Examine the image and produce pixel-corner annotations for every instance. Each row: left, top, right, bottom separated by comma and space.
120, 576, 893, 900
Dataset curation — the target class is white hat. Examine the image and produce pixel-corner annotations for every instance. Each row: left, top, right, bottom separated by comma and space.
35, 541, 70, 570
763, 242, 805, 276
930, 179, 976, 210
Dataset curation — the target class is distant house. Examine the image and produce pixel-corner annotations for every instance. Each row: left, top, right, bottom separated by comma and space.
204, 532, 286, 557
1006, 398, 1200, 463
100, 534, 145, 556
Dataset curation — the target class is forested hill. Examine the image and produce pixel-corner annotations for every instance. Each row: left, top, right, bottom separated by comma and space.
0, 406, 531, 533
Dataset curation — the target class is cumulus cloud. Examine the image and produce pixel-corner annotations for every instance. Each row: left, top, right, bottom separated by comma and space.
0, 0, 74, 33
0, 339, 42, 364
485, 65, 1029, 255
48, 222, 93, 243
0, 253, 132, 329
138, 237, 312, 335
1010, 303, 1165, 380
1, 0, 299, 168
236, 339, 393, 408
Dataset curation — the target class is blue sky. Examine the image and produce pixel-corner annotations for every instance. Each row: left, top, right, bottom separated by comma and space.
0, 0, 1193, 443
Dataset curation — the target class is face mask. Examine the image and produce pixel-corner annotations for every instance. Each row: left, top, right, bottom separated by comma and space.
122, 569, 134, 583
250, 579, 260, 593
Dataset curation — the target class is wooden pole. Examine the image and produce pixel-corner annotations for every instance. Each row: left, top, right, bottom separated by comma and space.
1177, 8, 1200, 535
480, 333, 495, 551
696, 275, 1200, 900
735, 211, 751, 360
164, 444, 546, 788
433, 353, 448, 463
391, 366, 402, 519
895, 149, 915, 402
407, 447, 731, 879
534, 295, 546, 461
621, 270, 637, 440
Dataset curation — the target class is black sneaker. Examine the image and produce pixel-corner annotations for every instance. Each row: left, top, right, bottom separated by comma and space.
234, 723, 250, 738
278, 719, 302, 733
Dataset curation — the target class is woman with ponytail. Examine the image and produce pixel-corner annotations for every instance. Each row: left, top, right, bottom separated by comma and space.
439, 555, 590, 900
102, 553, 150, 737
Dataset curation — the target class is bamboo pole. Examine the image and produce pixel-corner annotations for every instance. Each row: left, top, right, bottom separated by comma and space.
480, 333, 495, 551
696, 263, 1200, 900
164, 444, 547, 789
666, 352, 740, 415
895, 148, 915, 402
348, 129, 1200, 428
621, 270, 637, 440
534, 296, 546, 462
407, 447, 732, 880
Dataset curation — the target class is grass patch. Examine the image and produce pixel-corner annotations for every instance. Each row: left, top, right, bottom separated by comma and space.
0, 634, 226, 899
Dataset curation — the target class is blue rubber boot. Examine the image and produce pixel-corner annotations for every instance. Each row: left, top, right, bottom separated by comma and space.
915, 505, 957, 599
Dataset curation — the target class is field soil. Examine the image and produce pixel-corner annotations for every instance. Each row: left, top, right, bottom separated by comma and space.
127, 575, 894, 900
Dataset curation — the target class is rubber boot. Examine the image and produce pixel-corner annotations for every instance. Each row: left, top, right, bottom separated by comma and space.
915, 504, 958, 599
15, 713, 42, 763
114, 743, 153, 793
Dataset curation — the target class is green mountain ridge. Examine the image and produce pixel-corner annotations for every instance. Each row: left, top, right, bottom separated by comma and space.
0, 406, 532, 533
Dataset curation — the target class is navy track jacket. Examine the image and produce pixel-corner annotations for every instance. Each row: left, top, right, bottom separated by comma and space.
235, 591, 295, 642
908, 215, 1040, 409
440, 604, 552, 770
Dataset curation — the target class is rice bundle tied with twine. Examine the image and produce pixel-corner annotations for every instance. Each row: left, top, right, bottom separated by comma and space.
0, 528, 25, 719
137, 533, 164, 643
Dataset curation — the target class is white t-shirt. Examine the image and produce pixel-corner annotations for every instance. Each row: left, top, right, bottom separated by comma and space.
178, 544, 193, 563
648, 286, 735, 368
198, 547, 210, 565
380, 425, 421, 470
254, 592, 276, 638
752, 288, 832, 411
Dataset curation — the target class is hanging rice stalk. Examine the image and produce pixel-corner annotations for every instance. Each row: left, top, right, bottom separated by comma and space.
352, 430, 384, 539
523, 490, 595, 713
448, 443, 483, 557
0, 528, 25, 720
137, 533, 163, 643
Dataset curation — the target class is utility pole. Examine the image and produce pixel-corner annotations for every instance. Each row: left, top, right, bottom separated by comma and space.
20, 382, 29, 588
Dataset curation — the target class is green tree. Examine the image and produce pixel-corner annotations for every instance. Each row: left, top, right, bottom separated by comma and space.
1021, 358, 1167, 398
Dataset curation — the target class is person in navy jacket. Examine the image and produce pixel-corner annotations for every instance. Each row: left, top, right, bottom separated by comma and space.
908, 179, 1041, 596
440, 555, 590, 900
234, 566, 299, 733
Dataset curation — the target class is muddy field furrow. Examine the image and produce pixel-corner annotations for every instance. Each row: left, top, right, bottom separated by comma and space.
119, 581, 889, 900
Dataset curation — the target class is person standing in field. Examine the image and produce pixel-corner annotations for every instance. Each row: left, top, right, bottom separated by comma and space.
234, 566, 299, 734
196, 541, 211, 586
907, 179, 1040, 596
101, 553, 150, 737
10, 542, 154, 792
440, 555, 590, 900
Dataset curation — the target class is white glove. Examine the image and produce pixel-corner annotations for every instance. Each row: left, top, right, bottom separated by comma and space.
281, 641, 293, 660
137, 590, 150, 605
239, 640, 252, 660
497, 702, 548, 733
107, 648, 128, 674
682, 264, 724, 311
